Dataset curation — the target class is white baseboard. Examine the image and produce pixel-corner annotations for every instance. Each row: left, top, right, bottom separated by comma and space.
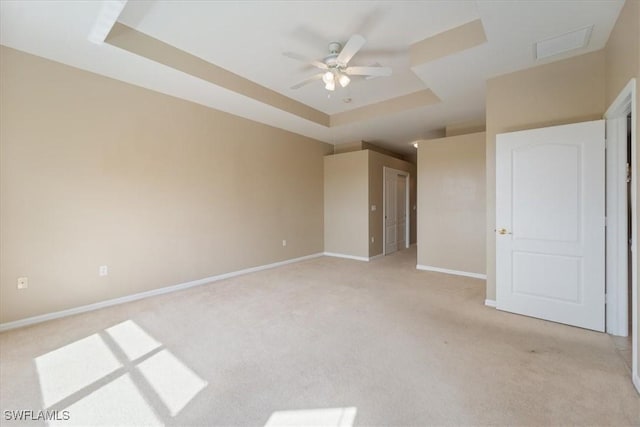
323, 252, 370, 262
634, 373, 640, 395
0, 252, 324, 332
484, 299, 497, 308
416, 264, 487, 280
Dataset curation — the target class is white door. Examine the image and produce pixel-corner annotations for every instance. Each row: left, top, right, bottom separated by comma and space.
397, 175, 407, 250
385, 171, 398, 254
496, 120, 605, 332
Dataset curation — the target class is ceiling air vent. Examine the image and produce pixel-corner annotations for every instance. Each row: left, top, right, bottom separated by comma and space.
534, 25, 593, 60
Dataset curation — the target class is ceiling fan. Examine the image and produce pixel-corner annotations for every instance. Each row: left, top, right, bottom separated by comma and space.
284, 34, 392, 91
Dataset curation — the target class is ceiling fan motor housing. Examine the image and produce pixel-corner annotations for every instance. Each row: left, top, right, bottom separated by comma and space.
328, 42, 341, 54
325, 42, 342, 68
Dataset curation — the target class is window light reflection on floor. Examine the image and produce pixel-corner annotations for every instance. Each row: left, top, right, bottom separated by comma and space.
34, 319, 207, 424
136, 349, 208, 416
48, 374, 162, 427
35, 334, 121, 408
264, 407, 358, 427
105, 319, 162, 361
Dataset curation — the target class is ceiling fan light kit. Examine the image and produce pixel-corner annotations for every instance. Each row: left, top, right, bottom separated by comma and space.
322, 69, 351, 91
325, 79, 336, 91
322, 71, 334, 84
285, 34, 392, 91
338, 73, 350, 88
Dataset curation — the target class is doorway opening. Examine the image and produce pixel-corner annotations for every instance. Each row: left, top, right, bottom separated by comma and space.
383, 167, 410, 255
628, 112, 633, 335
604, 78, 637, 393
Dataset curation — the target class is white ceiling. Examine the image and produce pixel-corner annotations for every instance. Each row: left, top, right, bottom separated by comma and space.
0, 0, 625, 155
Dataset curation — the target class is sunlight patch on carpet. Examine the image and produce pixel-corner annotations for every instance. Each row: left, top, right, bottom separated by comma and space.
49, 374, 161, 426
35, 334, 121, 408
264, 407, 357, 427
137, 349, 208, 416
105, 320, 162, 361
35, 319, 208, 424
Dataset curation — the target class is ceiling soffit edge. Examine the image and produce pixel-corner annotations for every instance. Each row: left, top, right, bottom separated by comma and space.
106, 23, 330, 127
330, 90, 441, 127
105, 22, 446, 130
410, 19, 487, 67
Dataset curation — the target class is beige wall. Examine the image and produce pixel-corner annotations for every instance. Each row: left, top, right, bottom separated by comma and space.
324, 149, 416, 259
334, 141, 406, 161
361, 142, 406, 161
368, 151, 417, 257
485, 50, 606, 300
445, 120, 486, 137
323, 151, 369, 258
417, 132, 486, 274
0, 46, 332, 324
604, 0, 639, 360
605, 0, 639, 108
333, 142, 365, 154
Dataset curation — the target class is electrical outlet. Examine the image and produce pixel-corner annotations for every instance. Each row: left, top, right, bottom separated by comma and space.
371, 205, 377, 212
99, 265, 108, 276
17, 277, 28, 290
371, 236, 375, 243
282, 240, 287, 247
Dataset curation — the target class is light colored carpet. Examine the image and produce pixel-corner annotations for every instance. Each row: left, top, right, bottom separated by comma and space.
1, 247, 638, 426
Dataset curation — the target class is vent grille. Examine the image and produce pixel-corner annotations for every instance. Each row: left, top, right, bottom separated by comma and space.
535, 25, 593, 60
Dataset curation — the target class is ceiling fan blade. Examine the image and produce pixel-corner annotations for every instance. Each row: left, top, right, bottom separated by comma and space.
336, 34, 366, 67
290, 74, 323, 89
356, 48, 404, 58
346, 66, 392, 77
363, 63, 384, 79
283, 52, 327, 70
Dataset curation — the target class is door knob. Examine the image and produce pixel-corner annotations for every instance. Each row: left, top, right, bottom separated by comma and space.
496, 228, 511, 235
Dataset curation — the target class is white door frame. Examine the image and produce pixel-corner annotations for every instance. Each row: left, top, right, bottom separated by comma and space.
604, 78, 637, 393
383, 167, 410, 255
